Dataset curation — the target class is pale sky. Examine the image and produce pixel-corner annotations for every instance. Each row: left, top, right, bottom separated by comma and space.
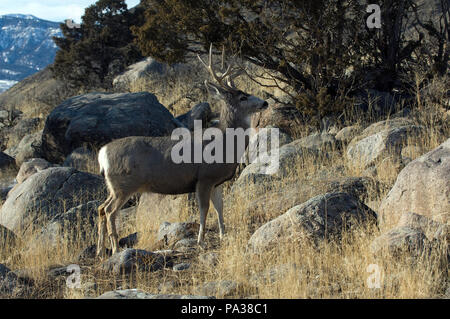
0, 0, 140, 23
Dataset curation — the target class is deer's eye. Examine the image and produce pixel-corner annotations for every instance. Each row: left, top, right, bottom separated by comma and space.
240, 96, 248, 101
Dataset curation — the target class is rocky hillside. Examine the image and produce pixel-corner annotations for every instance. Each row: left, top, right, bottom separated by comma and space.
0, 14, 61, 93
0, 55, 448, 298
0, 1, 448, 298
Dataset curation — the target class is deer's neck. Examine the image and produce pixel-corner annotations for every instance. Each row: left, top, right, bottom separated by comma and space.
217, 104, 252, 164
218, 105, 251, 132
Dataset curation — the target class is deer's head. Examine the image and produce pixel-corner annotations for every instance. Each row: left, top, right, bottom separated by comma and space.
198, 45, 268, 121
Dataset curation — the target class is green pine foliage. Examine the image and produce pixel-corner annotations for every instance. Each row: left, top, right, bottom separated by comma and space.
52, 0, 144, 89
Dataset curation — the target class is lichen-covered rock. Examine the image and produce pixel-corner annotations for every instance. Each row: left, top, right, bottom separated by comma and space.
36, 200, 101, 247
379, 138, 450, 228
0, 167, 105, 234
247, 193, 377, 253
347, 123, 422, 170
370, 227, 431, 258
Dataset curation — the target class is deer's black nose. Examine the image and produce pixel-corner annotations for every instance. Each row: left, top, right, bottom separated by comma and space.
262, 101, 269, 108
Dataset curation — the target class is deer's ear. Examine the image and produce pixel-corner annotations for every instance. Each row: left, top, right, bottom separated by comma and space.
205, 81, 227, 98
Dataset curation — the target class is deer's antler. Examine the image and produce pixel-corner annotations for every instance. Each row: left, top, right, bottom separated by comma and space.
198, 44, 242, 92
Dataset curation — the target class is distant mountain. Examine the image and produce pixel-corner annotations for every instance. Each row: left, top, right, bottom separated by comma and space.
0, 14, 62, 93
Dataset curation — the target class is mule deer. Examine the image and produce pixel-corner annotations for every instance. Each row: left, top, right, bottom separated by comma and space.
96, 45, 268, 257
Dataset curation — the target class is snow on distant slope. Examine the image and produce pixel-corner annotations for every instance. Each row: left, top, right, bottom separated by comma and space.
0, 14, 62, 93
0, 80, 18, 93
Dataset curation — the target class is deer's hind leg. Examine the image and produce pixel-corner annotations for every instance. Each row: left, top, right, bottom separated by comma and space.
97, 195, 113, 258
104, 194, 129, 255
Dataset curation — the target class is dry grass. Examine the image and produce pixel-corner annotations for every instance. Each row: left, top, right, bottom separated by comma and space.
1, 114, 447, 299
0, 70, 448, 299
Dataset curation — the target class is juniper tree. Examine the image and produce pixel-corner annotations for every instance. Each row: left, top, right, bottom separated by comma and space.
52, 0, 144, 89
132, 0, 427, 122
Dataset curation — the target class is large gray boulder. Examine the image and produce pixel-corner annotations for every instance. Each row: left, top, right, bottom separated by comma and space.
4, 130, 43, 166
247, 192, 377, 253
347, 119, 422, 170
41, 92, 180, 163
0, 167, 105, 234
378, 138, 450, 228
36, 200, 101, 247
112, 57, 168, 89
227, 167, 378, 234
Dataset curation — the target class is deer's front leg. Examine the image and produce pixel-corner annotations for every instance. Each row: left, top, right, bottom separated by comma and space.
211, 184, 225, 240
196, 182, 213, 246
